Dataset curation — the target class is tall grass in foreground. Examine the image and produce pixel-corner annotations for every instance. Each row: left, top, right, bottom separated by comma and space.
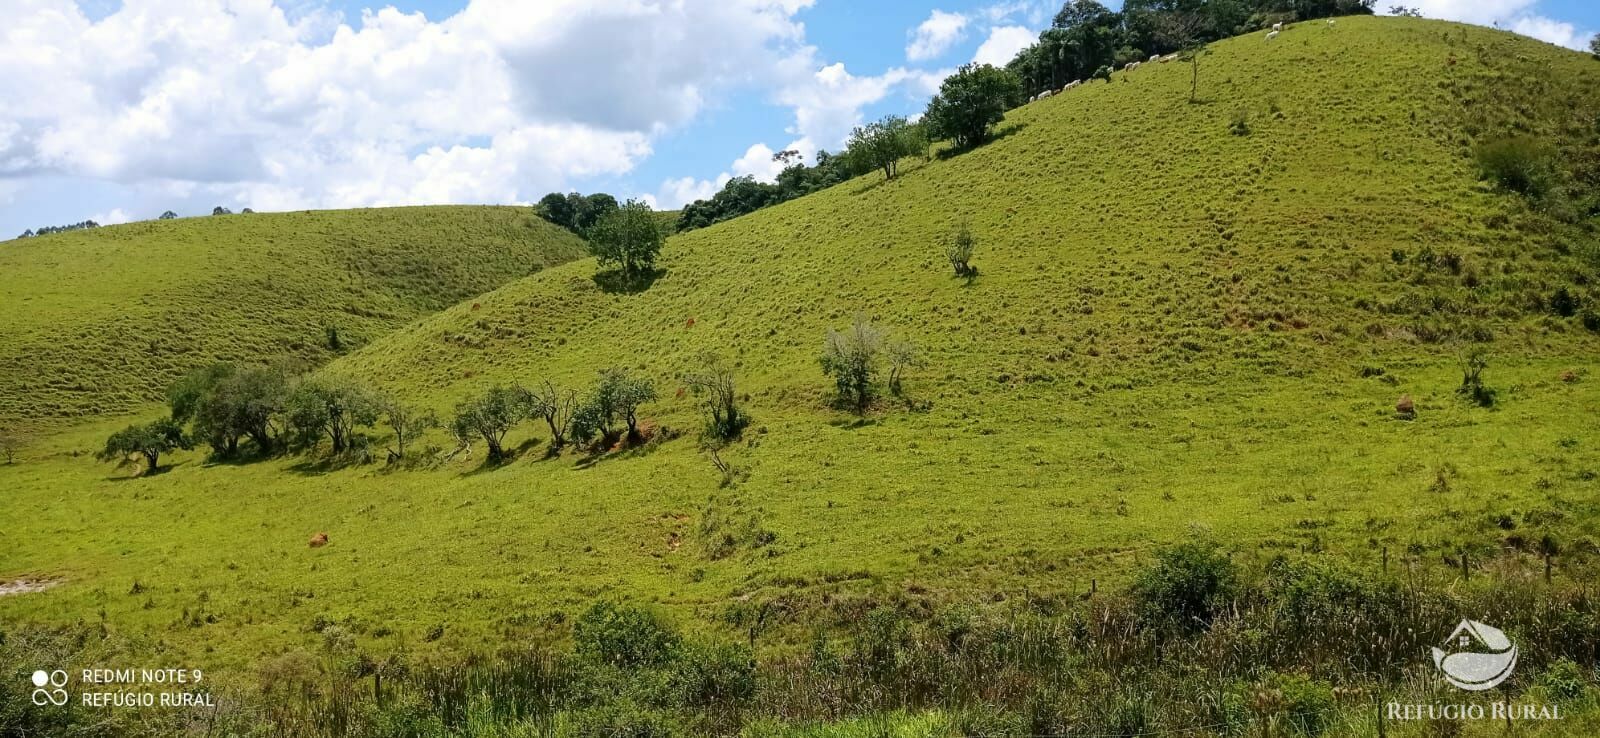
5, 550, 1596, 737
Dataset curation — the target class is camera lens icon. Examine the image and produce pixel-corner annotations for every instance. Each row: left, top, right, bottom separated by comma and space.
30, 670, 69, 706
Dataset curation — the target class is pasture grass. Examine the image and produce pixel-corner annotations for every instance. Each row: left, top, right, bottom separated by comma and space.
1, 16, 1599, 732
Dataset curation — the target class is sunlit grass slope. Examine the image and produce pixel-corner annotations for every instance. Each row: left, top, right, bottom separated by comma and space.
0, 206, 586, 427
3, 17, 1599, 670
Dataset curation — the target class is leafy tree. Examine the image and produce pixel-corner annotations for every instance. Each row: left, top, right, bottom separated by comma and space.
536, 192, 577, 230
451, 386, 526, 460
580, 193, 620, 232
159, 210, 178, 220
1474, 136, 1555, 199
569, 397, 611, 447
588, 199, 663, 280
924, 63, 1023, 151
685, 351, 747, 442
99, 418, 190, 474
595, 368, 657, 441
169, 363, 290, 456
287, 376, 380, 454
381, 397, 436, 463
169, 363, 241, 455
0, 428, 19, 464
945, 223, 977, 277
520, 380, 577, 449
1591, 33, 1600, 59
212, 206, 232, 216
821, 317, 887, 414
241, 208, 255, 214
1389, 5, 1422, 17
845, 115, 922, 180
886, 337, 923, 397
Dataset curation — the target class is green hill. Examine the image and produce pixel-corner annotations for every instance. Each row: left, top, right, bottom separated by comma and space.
2, 14, 1599, 691
0, 206, 586, 426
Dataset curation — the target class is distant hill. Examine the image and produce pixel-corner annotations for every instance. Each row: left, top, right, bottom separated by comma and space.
0, 206, 586, 425
338, 17, 1598, 413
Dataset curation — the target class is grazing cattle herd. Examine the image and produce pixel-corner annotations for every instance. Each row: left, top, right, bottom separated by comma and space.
1023, 19, 1334, 104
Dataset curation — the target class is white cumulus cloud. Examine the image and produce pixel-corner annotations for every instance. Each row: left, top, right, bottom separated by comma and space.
972, 25, 1035, 67
907, 9, 969, 62
0, 0, 818, 214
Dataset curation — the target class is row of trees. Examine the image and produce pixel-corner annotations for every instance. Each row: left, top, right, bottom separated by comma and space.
1005, 0, 1374, 99
536, 192, 621, 236
676, 150, 858, 232
16, 220, 99, 239
96, 313, 925, 473
98, 350, 759, 473
15, 207, 260, 240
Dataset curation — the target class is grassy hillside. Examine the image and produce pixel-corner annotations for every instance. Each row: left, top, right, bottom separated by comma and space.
2, 16, 1600, 719
0, 206, 587, 427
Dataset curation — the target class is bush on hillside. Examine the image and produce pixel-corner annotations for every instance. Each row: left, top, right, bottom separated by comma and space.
845, 115, 923, 180
98, 418, 190, 474
380, 397, 436, 464
286, 376, 381, 455
1131, 542, 1238, 633
520, 379, 578, 449
588, 199, 663, 282
598, 368, 657, 442
1474, 136, 1555, 199
568, 369, 657, 448
945, 223, 977, 278
923, 63, 1023, 151
670, 640, 757, 707
685, 351, 748, 442
821, 317, 887, 414
0, 427, 20, 464
158, 210, 177, 220
1456, 348, 1496, 407
450, 386, 525, 461
574, 601, 681, 668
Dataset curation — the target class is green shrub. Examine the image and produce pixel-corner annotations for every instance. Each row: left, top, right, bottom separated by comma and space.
574, 602, 680, 668
821, 317, 886, 414
1229, 107, 1252, 136
686, 352, 748, 443
853, 607, 910, 676
1537, 658, 1589, 701
1474, 136, 1554, 199
1456, 348, 1496, 407
1131, 542, 1238, 633
1265, 558, 1395, 624
1269, 673, 1336, 737
670, 640, 756, 707
944, 223, 977, 278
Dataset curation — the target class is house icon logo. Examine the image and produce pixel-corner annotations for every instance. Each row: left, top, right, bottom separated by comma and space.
1431, 619, 1518, 691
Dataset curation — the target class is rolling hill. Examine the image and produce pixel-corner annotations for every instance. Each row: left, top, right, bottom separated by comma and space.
2, 15, 1599, 713
0, 206, 587, 427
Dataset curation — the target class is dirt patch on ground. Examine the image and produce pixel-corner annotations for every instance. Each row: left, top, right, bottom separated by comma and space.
0, 578, 62, 596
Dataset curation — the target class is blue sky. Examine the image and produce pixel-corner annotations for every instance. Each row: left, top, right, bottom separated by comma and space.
2, 0, 1596, 237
